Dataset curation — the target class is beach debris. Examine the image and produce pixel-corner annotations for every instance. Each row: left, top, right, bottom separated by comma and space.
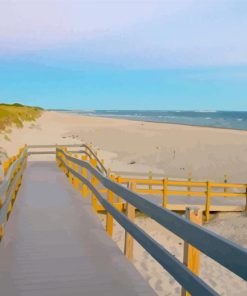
128, 160, 136, 165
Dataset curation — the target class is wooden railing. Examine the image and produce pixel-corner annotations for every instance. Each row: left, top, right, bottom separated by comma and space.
61, 148, 246, 221
115, 176, 247, 221
28, 144, 107, 175
0, 145, 28, 240
56, 146, 247, 296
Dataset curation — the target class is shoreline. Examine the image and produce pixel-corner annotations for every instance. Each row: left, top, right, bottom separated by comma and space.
1, 110, 247, 181
57, 110, 247, 134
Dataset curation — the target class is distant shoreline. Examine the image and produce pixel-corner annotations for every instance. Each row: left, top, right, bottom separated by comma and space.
54, 110, 247, 133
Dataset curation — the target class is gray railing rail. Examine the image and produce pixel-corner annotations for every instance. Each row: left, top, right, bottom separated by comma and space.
56, 148, 247, 293
0, 148, 27, 198
28, 144, 107, 175
28, 144, 83, 148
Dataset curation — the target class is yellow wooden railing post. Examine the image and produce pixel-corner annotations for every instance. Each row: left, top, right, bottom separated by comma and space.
68, 152, 73, 184
116, 176, 122, 203
148, 171, 152, 190
63, 148, 68, 175
245, 185, 247, 212
81, 155, 88, 198
162, 178, 168, 208
3, 159, 10, 176
124, 182, 136, 261
182, 207, 202, 296
73, 154, 79, 190
188, 172, 192, 196
205, 181, 211, 222
106, 173, 115, 237
0, 224, 4, 241
0, 199, 4, 240
224, 174, 228, 196
90, 158, 98, 211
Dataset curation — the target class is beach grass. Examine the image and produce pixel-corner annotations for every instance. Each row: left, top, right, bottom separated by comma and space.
0, 103, 43, 131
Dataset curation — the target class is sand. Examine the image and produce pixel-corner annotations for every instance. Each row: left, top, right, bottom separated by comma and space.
1, 111, 247, 181
0, 110, 247, 295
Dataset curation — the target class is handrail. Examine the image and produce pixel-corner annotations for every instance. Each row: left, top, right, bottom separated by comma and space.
56, 147, 247, 294
115, 175, 247, 221
0, 147, 27, 198
56, 149, 216, 295
0, 146, 28, 235
118, 177, 247, 189
0, 155, 27, 224
28, 144, 83, 148
27, 144, 107, 175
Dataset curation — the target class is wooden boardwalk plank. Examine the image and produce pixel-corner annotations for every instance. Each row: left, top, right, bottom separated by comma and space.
0, 162, 155, 296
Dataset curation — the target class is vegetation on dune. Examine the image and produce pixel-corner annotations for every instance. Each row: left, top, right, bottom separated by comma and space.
0, 103, 43, 131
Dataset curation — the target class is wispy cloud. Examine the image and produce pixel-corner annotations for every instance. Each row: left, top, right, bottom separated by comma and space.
0, 0, 247, 68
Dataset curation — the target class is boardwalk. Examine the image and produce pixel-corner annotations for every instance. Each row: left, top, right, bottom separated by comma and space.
0, 161, 155, 296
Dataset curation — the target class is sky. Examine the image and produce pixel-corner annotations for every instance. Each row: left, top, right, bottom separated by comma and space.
0, 0, 247, 110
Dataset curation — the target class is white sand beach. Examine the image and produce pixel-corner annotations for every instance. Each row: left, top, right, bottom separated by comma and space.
1, 111, 247, 182
0, 111, 247, 295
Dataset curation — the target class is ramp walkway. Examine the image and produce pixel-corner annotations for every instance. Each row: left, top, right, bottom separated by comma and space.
0, 144, 246, 296
0, 161, 155, 296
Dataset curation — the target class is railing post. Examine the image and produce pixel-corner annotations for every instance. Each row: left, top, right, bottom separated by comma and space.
0, 199, 4, 240
106, 173, 115, 237
205, 181, 211, 222
63, 148, 68, 175
162, 178, 168, 208
68, 152, 74, 184
188, 172, 192, 196
55, 146, 59, 166
90, 158, 98, 211
148, 171, 152, 191
117, 176, 122, 203
73, 154, 79, 190
81, 155, 88, 198
224, 174, 228, 196
0, 224, 4, 241
3, 159, 10, 176
245, 185, 247, 212
124, 182, 136, 261
182, 207, 202, 296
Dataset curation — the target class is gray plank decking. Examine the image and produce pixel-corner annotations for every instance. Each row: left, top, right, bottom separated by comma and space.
0, 162, 155, 296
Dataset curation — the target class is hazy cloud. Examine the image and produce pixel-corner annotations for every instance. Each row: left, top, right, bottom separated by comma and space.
0, 0, 246, 67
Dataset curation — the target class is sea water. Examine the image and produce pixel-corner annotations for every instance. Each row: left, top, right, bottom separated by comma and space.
63, 110, 247, 131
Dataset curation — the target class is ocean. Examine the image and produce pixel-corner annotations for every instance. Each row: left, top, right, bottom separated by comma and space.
62, 110, 247, 131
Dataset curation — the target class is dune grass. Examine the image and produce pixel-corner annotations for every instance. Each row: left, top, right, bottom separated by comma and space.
0, 103, 43, 131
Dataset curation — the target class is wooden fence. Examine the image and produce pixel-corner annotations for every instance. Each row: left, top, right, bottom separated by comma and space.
62, 147, 246, 221
115, 176, 247, 221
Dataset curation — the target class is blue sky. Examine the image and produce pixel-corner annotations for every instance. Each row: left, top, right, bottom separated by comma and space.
0, 0, 247, 110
